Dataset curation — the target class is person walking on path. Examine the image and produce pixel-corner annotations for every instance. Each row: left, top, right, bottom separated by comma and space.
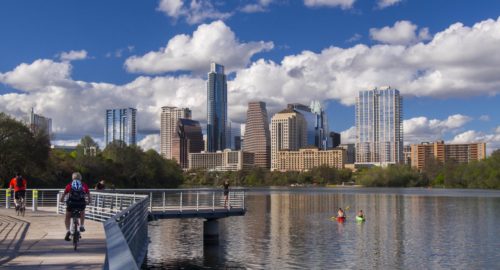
223, 180, 230, 208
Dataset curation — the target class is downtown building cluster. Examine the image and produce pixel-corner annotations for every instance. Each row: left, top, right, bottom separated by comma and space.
31, 62, 485, 172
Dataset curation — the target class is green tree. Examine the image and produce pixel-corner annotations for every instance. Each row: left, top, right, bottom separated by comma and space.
0, 112, 50, 185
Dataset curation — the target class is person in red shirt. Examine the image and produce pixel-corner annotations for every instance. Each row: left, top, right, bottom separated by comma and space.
9, 172, 27, 210
59, 172, 92, 241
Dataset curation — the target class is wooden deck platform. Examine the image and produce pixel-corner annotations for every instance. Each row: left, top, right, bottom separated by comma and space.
0, 208, 106, 269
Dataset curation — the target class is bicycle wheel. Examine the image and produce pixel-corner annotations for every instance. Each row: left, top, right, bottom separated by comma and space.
15, 201, 20, 216
73, 229, 79, 250
21, 199, 25, 216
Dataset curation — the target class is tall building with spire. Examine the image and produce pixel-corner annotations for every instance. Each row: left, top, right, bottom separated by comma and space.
270, 108, 307, 171
355, 87, 403, 166
105, 108, 137, 146
244, 101, 271, 169
206, 62, 227, 152
160, 106, 192, 159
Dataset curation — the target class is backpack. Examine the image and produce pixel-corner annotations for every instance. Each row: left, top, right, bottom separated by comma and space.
68, 181, 86, 202
16, 176, 23, 188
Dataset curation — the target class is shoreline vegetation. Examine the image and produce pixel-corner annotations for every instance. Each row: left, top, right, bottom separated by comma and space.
1, 112, 500, 190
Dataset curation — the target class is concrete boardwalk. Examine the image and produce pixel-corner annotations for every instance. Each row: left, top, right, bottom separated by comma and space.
0, 208, 106, 269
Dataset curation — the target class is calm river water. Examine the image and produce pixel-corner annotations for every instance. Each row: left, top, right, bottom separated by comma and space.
142, 188, 500, 269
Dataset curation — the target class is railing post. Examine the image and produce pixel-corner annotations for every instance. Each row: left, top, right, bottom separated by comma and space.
243, 190, 245, 210
6, 189, 11, 209
162, 192, 165, 212
56, 193, 60, 214
212, 192, 215, 211
196, 192, 199, 211
179, 192, 183, 212
32, 189, 38, 212
149, 192, 153, 212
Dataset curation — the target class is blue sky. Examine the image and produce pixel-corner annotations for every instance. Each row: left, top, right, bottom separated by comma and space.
1, 0, 499, 153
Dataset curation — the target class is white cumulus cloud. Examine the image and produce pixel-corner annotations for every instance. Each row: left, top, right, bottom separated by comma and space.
340, 126, 356, 144
125, 20, 273, 74
370, 20, 431, 45
304, 0, 355, 9
2, 17, 500, 152
377, 0, 402, 9
403, 114, 472, 144
157, 0, 232, 24
58, 50, 88, 62
241, 0, 273, 13
138, 134, 161, 152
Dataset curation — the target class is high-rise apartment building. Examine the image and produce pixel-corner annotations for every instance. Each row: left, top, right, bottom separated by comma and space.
27, 108, 52, 138
355, 87, 403, 166
271, 108, 307, 171
172, 119, 204, 169
410, 141, 486, 170
160, 106, 192, 159
244, 101, 271, 169
105, 108, 137, 146
206, 62, 227, 152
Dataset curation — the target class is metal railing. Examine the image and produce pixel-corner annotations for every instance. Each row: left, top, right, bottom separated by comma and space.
58, 191, 149, 270
1, 189, 61, 210
3, 188, 246, 213
108, 188, 246, 213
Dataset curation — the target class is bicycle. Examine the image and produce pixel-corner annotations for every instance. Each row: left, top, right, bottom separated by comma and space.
70, 209, 82, 251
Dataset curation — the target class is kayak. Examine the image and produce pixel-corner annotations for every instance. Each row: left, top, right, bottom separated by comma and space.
356, 216, 365, 222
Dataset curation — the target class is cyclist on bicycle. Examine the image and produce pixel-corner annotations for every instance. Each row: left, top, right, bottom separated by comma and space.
60, 172, 91, 241
9, 172, 27, 211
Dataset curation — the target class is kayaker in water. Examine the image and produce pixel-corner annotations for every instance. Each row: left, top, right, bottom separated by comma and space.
357, 210, 364, 218
337, 208, 345, 218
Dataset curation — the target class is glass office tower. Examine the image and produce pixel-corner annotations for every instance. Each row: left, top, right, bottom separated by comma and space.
355, 87, 403, 166
105, 108, 137, 146
206, 63, 227, 152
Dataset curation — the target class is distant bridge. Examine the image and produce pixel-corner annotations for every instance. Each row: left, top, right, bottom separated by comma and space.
1, 188, 247, 270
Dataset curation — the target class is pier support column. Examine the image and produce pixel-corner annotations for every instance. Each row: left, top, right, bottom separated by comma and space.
203, 218, 219, 245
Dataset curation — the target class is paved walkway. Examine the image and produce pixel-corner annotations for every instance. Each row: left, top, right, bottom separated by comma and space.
0, 208, 106, 269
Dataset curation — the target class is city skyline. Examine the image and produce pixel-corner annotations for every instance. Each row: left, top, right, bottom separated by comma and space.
0, 1, 499, 155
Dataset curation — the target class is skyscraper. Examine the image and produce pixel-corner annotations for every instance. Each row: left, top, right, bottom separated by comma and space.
105, 108, 137, 146
310, 100, 329, 150
287, 101, 329, 149
27, 108, 52, 138
244, 101, 271, 169
271, 108, 307, 171
171, 118, 204, 169
355, 87, 403, 166
160, 106, 192, 159
206, 62, 227, 152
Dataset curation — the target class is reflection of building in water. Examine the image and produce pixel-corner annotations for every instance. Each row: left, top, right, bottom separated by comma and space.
269, 192, 291, 268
